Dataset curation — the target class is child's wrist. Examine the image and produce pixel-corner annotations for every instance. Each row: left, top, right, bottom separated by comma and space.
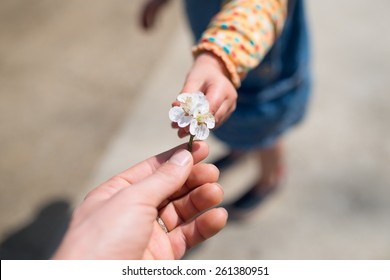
195, 51, 230, 79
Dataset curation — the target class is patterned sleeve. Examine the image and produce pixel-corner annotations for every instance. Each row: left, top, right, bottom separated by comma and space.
192, 0, 288, 88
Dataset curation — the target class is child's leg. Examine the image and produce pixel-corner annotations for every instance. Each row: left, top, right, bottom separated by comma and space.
255, 139, 285, 191
226, 140, 285, 219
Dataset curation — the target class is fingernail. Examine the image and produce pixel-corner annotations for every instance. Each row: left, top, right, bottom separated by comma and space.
169, 149, 191, 166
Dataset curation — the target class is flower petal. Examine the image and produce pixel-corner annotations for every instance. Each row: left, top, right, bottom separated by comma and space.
195, 123, 210, 140
177, 93, 192, 103
198, 101, 210, 114
194, 93, 210, 113
177, 115, 193, 128
190, 120, 210, 140
189, 119, 198, 136
205, 114, 215, 129
169, 106, 185, 122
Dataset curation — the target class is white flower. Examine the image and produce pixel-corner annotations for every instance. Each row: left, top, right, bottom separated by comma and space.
169, 91, 215, 140
189, 105, 215, 140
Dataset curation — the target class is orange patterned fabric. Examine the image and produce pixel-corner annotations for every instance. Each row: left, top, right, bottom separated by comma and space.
192, 0, 288, 88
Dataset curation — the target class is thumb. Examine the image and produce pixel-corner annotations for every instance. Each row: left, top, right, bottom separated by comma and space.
130, 149, 193, 206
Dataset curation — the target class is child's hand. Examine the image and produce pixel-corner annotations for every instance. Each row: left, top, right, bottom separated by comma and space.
173, 52, 238, 138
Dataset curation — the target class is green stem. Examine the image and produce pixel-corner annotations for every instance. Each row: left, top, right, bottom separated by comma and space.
188, 134, 195, 152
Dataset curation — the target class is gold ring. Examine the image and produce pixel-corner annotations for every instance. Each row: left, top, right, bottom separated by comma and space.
156, 216, 168, 233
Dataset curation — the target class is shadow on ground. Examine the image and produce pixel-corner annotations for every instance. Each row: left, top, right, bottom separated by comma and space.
0, 200, 70, 260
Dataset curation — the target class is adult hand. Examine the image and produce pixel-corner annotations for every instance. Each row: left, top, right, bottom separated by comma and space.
173, 52, 238, 138
53, 142, 227, 259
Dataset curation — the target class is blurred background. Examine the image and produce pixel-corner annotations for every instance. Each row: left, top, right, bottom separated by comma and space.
0, 0, 389, 259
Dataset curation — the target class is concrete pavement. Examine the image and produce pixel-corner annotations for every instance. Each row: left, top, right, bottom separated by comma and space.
1, 0, 390, 259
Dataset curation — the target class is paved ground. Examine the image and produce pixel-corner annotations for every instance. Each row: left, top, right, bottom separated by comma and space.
1, 0, 390, 259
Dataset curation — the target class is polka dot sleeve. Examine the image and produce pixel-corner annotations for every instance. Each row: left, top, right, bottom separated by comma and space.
192, 0, 288, 88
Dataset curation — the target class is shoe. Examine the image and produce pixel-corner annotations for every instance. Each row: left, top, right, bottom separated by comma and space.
211, 151, 244, 171
226, 183, 278, 221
